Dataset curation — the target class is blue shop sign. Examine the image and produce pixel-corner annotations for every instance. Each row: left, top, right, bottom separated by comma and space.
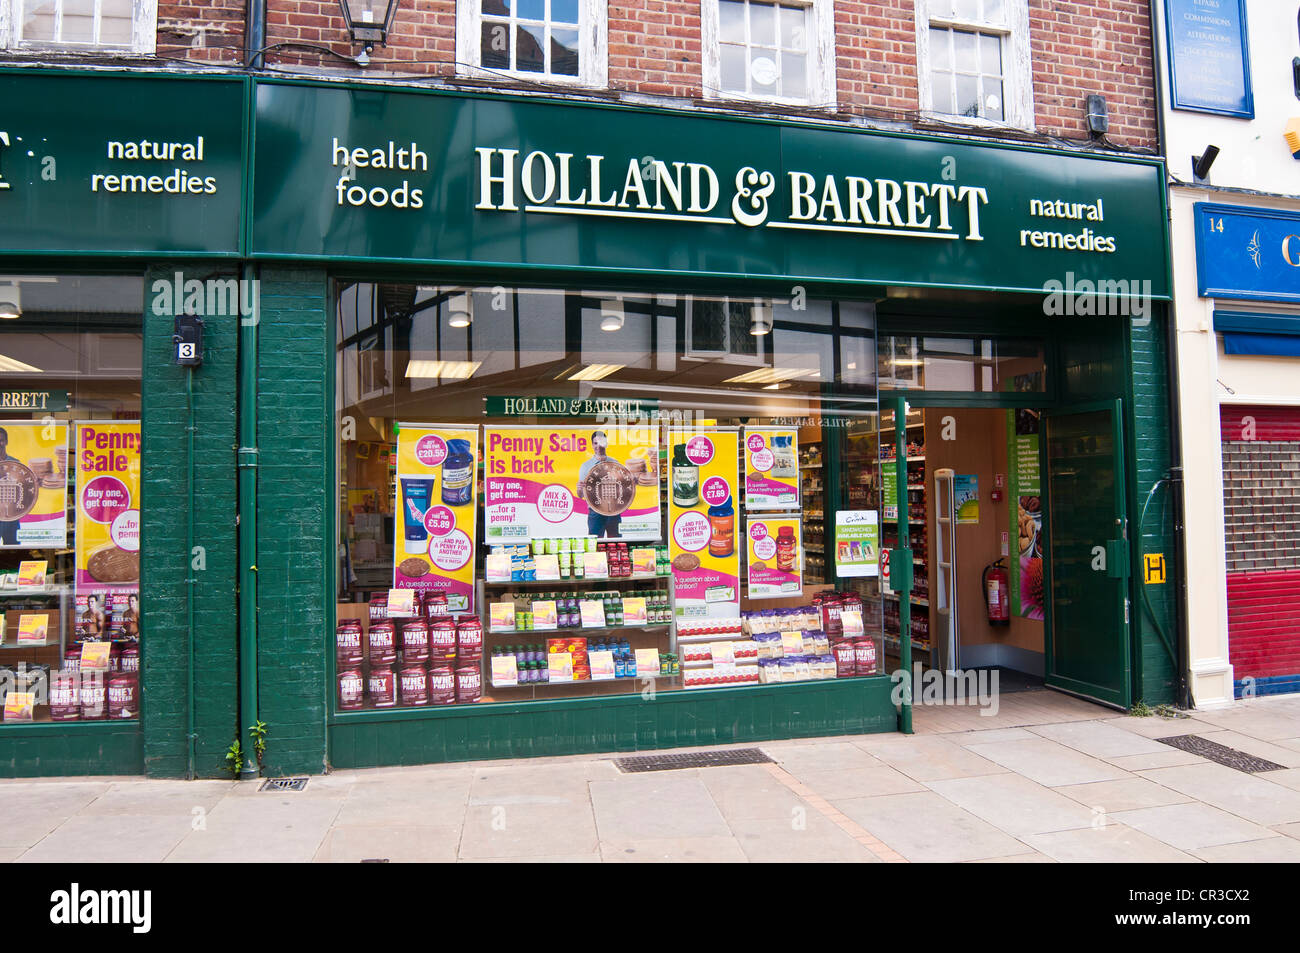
1163, 0, 1253, 118
1195, 204, 1300, 303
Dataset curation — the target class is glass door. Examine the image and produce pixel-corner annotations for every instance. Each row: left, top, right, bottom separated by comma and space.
1042, 400, 1131, 707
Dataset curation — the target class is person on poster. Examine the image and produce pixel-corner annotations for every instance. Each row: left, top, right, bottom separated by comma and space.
123, 593, 141, 641
80, 593, 106, 641
575, 430, 623, 539
0, 428, 19, 545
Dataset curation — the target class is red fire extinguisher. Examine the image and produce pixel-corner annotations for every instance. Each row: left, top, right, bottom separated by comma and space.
983, 558, 1011, 626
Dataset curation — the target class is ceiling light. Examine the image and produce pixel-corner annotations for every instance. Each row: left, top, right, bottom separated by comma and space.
568, 363, 624, 382
750, 300, 773, 336
405, 360, 481, 379
447, 292, 473, 328
762, 382, 790, 390
0, 284, 20, 320
0, 353, 41, 373
724, 367, 820, 385
599, 298, 625, 332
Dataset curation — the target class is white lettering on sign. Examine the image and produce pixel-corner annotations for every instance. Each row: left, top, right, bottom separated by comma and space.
472, 146, 991, 241
0, 131, 9, 191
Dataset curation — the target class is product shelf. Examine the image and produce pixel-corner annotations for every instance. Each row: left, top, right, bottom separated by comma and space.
483, 573, 670, 588
486, 623, 671, 638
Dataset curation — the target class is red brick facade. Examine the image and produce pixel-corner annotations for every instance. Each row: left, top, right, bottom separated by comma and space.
19, 1, 1160, 151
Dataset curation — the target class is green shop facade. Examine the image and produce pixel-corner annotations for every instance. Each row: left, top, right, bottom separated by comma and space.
0, 68, 1181, 779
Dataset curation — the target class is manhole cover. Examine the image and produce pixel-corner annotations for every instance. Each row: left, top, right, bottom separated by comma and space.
259, 777, 309, 792
614, 748, 773, 773
1156, 734, 1285, 773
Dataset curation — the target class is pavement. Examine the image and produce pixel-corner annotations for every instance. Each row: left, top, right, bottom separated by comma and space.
5, 690, 1300, 863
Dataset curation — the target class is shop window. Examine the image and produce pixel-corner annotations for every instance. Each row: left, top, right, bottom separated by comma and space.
878, 334, 1046, 392
915, 0, 1033, 130
0, 275, 143, 726
334, 282, 887, 712
702, 0, 835, 106
457, 0, 609, 87
1, 0, 157, 54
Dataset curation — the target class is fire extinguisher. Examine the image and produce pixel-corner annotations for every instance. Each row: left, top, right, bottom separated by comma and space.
983, 558, 1011, 626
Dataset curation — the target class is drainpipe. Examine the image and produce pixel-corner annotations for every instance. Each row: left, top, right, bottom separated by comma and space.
238, 263, 260, 779
245, 0, 267, 69
186, 367, 197, 779
1149, 0, 1192, 708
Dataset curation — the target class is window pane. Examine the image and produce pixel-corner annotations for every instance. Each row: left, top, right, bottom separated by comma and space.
983, 78, 1004, 121
930, 27, 951, 70
720, 44, 748, 92
61, 0, 95, 42
780, 5, 806, 50
749, 2, 776, 46
516, 0, 545, 20
22, 0, 58, 41
750, 50, 779, 93
952, 29, 978, 72
483, 0, 511, 14
552, 28, 580, 75
983, 0, 1004, 22
931, 70, 955, 114
515, 24, 546, 72
952, 0, 980, 20
100, 15, 134, 45
955, 72, 980, 117
481, 20, 511, 68
552, 0, 579, 24
782, 52, 807, 99
980, 32, 1002, 75
719, 0, 746, 43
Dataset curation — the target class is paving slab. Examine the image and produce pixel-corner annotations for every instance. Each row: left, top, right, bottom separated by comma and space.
762, 741, 881, 773
1258, 769, 1300, 793
590, 773, 731, 841
600, 836, 748, 862
1185, 730, 1300, 768
728, 813, 883, 863
0, 782, 113, 849
698, 764, 808, 822
967, 852, 1057, 862
1022, 824, 1201, 863
1136, 762, 1300, 826
1192, 837, 1300, 863
1103, 715, 1218, 738
18, 814, 194, 863
782, 763, 926, 800
833, 791, 1031, 863
463, 853, 603, 863
925, 773, 1100, 835
1104, 749, 1209, 770
946, 727, 1039, 745
1028, 721, 1173, 759
1111, 802, 1280, 851
1055, 777, 1195, 814
79, 780, 233, 816
1271, 821, 1300, 840
0, 847, 24, 862
961, 738, 1127, 787
851, 735, 1009, 781
313, 824, 461, 863
164, 796, 344, 862
334, 774, 471, 828
1184, 707, 1300, 741
459, 799, 597, 860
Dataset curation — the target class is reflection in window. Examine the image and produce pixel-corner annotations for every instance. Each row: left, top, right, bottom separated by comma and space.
878, 335, 1045, 392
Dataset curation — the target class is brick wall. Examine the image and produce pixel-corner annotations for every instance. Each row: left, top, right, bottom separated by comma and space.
253, 267, 331, 776
109, 1, 1159, 151
141, 265, 241, 778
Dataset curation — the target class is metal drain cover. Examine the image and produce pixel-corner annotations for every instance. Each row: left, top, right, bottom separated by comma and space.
1156, 735, 1285, 773
259, 777, 309, 792
614, 748, 774, 773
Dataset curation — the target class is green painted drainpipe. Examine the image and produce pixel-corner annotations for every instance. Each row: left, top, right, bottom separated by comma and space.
237, 263, 259, 779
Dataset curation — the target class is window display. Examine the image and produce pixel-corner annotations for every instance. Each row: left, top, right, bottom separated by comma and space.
335, 282, 886, 712
0, 275, 143, 724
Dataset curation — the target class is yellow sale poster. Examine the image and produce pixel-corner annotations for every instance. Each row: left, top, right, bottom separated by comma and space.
74, 421, 140, 598
0, 420, 70, 549
484, 426, 660, 542
393, 424, 478, 613
743, 427, 800, 510
746, 516, 803, 598
668, 428, 740, 617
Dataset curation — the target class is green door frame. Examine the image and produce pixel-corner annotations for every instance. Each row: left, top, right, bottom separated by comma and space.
1040, 398, 1132, 708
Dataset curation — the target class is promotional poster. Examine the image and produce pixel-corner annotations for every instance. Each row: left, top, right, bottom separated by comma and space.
667, 428, 740, 618
74, 421, 140, 600
393, 424, 478, 613
834, 510, 880, 578
746, 516, 803, 598
1007, 408, 1044, 619
742, 427, 799, 510
0, 420, 70, 549
484, 426, 660, 542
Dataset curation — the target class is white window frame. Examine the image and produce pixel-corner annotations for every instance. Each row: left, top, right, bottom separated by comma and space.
456, 0, 608, 88
701, 0, 835, 108
914, 0, 1033, 131
0, 0, 157, 54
